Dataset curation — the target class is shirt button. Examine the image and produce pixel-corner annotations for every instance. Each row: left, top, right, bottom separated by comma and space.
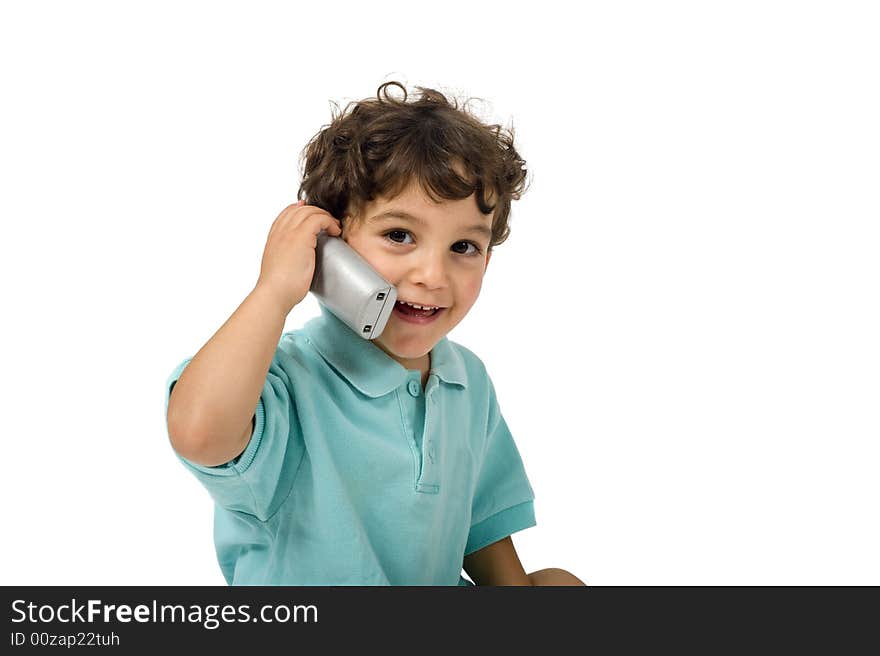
407, 380, 421, 397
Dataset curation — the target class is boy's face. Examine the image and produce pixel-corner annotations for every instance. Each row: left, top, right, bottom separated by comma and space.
342, 180, 493, 374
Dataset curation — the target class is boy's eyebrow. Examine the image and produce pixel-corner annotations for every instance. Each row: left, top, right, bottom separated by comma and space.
367, 210, 492, 240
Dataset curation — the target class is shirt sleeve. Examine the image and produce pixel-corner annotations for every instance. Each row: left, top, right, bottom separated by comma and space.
163, 342, 305, 522
464, 375, 536, 555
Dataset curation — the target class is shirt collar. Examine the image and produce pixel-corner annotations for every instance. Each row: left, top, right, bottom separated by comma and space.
302, 303, 468, 398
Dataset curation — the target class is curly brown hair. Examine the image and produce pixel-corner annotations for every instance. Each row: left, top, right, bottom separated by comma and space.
297, 81, 529, 250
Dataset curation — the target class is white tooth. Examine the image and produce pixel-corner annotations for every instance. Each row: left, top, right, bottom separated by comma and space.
402, 301, 439, 310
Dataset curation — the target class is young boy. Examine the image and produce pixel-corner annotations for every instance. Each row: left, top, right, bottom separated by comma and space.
164, 82, 584, 586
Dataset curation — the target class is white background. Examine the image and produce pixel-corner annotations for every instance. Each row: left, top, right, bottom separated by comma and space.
2, 1, 877, 585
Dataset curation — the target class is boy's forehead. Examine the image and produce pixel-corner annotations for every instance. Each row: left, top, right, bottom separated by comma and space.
361, 177, 495, 222
369, 187, 491, 229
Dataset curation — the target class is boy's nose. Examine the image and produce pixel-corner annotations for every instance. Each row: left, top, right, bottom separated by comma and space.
408, 252, 449, 290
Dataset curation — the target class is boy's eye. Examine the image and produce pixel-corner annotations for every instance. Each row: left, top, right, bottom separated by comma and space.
451, 241, 481, 256
383, 230, 483, 256
386, 230, 412, 244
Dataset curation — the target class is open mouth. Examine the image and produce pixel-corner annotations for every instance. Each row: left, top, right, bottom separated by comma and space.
393, 300, 444, 323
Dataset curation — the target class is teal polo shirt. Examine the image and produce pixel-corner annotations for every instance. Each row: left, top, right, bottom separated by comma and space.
164, 303, 536, 585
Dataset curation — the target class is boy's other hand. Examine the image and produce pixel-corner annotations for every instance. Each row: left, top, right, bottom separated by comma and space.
255, 201, 343, 316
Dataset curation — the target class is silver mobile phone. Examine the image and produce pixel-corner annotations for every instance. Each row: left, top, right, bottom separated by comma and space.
309, 231, 397, 339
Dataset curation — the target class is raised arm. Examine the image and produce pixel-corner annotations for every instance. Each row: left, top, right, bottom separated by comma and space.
166, 201, 342, 466
166, 286, 288, 466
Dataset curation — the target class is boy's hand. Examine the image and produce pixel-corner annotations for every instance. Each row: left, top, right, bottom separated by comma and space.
255, 201, 343, 316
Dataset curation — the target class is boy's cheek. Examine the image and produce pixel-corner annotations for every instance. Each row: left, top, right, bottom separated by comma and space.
370, 257, 399, 284
462, 277, 485, 304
